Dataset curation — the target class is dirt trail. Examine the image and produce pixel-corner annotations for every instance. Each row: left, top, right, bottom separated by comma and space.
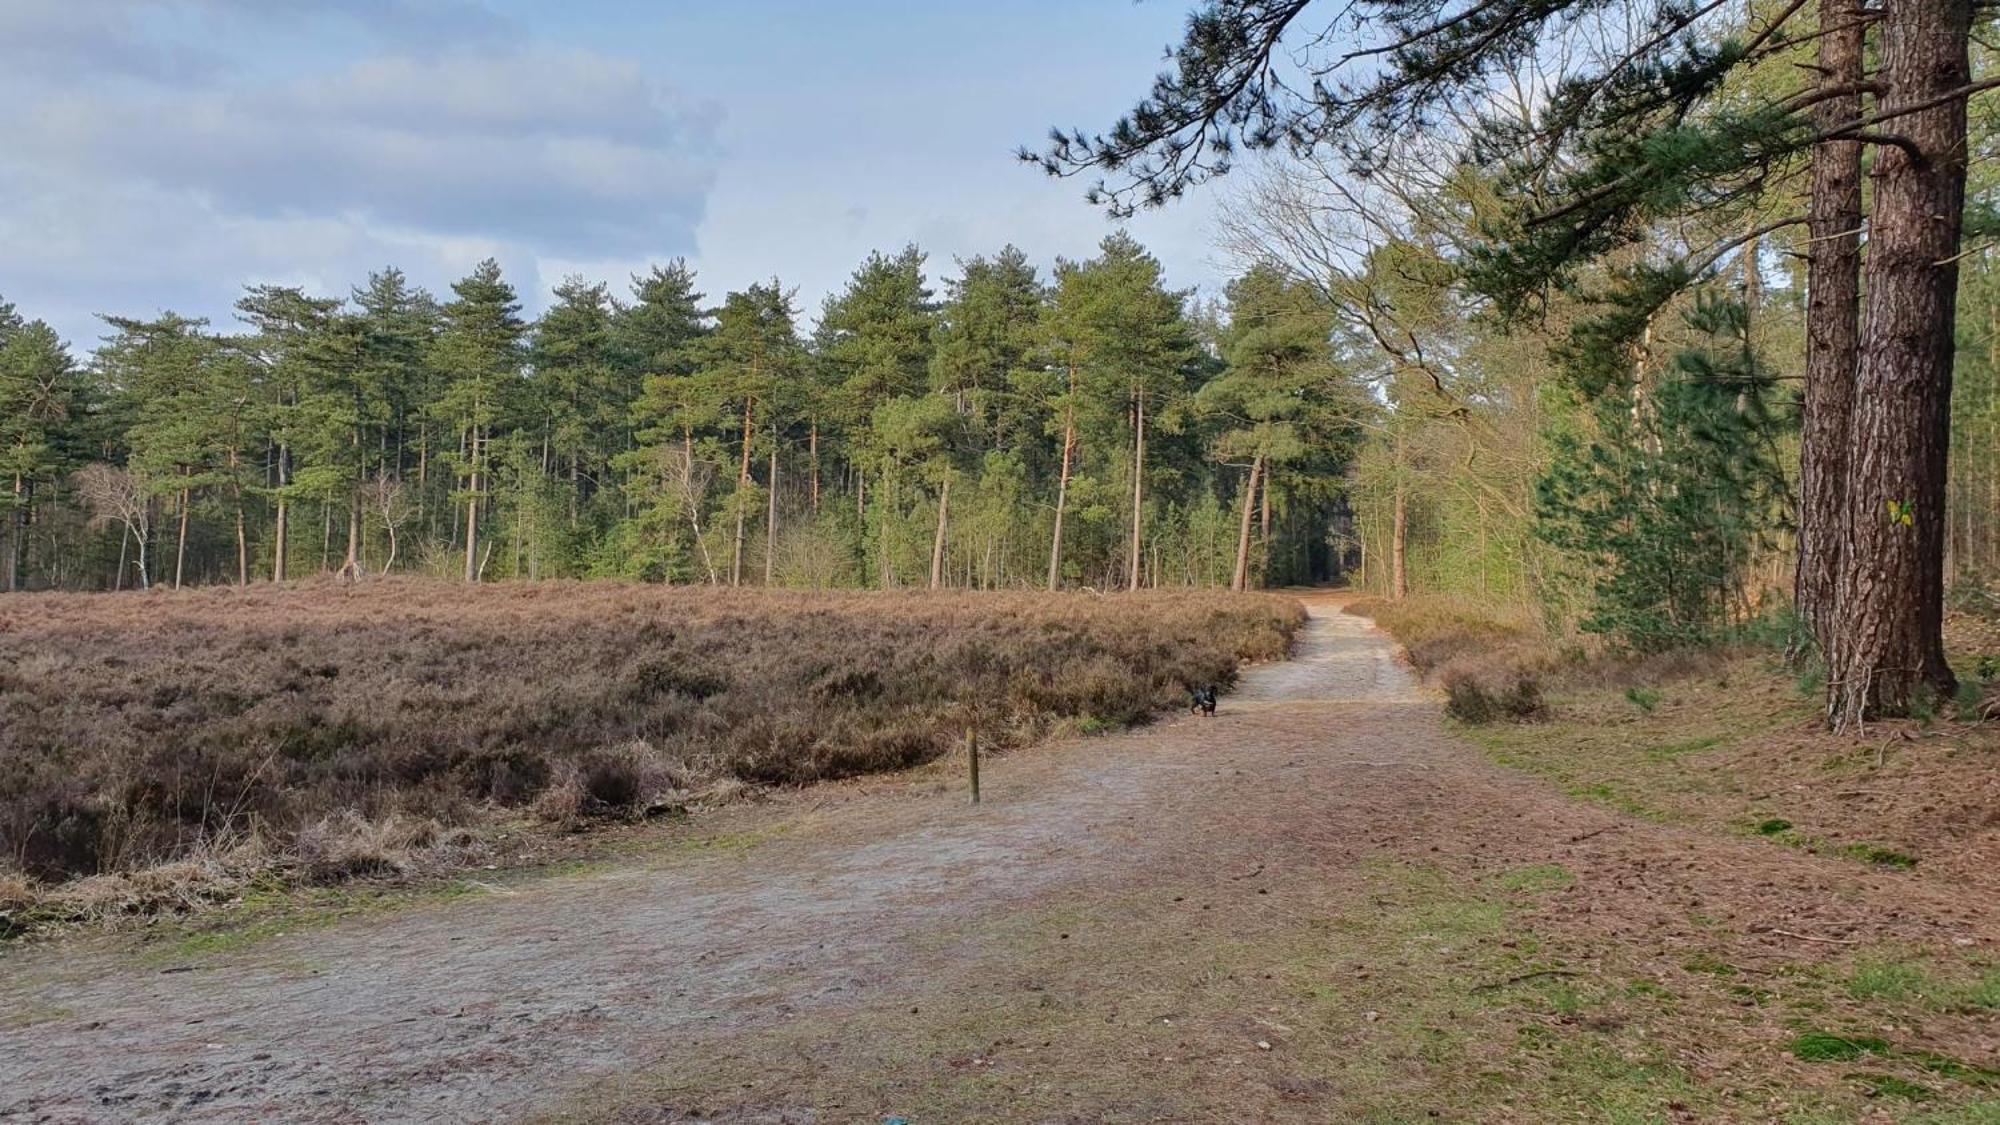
2, 595, 1990, 1123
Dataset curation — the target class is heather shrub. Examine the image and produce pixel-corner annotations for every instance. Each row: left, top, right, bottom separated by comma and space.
0, 579, 1302, 887
1443, 670, 1545, 724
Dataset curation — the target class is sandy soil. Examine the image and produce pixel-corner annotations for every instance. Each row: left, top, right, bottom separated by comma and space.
1, 594, 1991, 1123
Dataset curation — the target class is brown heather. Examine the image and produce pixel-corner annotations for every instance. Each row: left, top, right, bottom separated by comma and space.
0, 579, 1301, 894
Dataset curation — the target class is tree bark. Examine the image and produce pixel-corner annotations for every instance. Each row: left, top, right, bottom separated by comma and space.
930, 476, 951, 589
173, 483, 189, 590
272, 439, 290, 583
1795, 0, 1866, 655
1828, 0, 1970, 727
1391, 474, 1409, 601
1232, 455, 1263, 592
732, 400, 753, 587
230, 449, 248, 586
6, 472, 21, 593
1046, 366, 1077, 590
764, 440, 778, 586
463, 428, 480, 583
1128, 387, 1146, 592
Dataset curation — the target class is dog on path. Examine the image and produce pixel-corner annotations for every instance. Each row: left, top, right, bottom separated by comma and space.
1189, 684, 1218, 717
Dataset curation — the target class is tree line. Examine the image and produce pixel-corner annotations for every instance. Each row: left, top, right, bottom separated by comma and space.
1034, 0, 2000, 728
0, 236, 1363, 598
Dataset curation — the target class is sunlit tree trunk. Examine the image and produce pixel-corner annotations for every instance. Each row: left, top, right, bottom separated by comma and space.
173, 480, 190, 590
1828, 0, 1970, 726
1391, 461, 1409, 601
1047, 366, 1077, 591
1231, 455, 1263, 591
732, 400, 754, 587
930, 476, 950, 589
229, 448, 248, 586
1128, 386, 1146, 592
764, 441, 778, 586
463, 427, 480, 583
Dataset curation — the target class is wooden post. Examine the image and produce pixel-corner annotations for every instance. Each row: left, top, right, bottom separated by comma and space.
966, 727, 980, 805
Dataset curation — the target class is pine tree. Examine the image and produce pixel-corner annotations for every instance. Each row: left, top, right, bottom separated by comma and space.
0, 309, 83, 591
97, 313, 220, 588
1043, 233, 1200, 589
931, 246, 1047, 454
1205, 263, 1359, 590
691, 282, 806, 585
353, 268, 442, 547
1536, 295, 1790, 650
531, 276, 619, 538
431, 260, 526, 583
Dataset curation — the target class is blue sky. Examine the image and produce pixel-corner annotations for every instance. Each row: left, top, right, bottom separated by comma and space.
0, 0, 1224, 350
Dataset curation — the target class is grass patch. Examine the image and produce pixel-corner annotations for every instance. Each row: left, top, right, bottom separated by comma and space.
1855, 1073, 1938, 1102
1839, 842, 1919, 870
1791, 1031, 1890, 1062
1494, 864, 1577, 894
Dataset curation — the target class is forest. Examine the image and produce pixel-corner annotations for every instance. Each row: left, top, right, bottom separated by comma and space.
0, 238, 1359, 605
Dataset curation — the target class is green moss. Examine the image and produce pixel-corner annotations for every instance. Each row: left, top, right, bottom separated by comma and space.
1839, 842, 1919, 870
1853, 1073, 1936, 1102
1790, 1032, 1890, 1062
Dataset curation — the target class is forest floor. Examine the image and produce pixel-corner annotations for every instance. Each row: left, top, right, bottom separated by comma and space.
2, 593, 1996, 1123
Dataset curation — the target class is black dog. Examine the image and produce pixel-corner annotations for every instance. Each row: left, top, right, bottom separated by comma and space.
1189, 685, 1218, 717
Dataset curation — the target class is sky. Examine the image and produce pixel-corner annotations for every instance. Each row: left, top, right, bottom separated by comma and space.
0, 0, 1228, 351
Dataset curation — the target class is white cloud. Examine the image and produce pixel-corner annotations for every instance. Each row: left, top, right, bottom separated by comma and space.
0, 4, 719, 346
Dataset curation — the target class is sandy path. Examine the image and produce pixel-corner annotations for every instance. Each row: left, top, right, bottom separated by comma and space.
1, 596, 1987, 1123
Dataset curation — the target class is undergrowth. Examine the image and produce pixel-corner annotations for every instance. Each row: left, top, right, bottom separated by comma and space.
0, 580, 1302, 923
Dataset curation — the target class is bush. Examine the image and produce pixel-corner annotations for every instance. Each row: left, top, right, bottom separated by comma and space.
0, 579, 1304, 887
1443, 671, 1545, 724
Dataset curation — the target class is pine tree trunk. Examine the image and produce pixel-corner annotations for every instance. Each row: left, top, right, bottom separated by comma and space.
230, 448, 247, 586
343, 437, 363, 582
809, 421, 820, 514
1796, 0, 1866, 654
463, 429, 480, 583
272, 439, 289, 582
173, 484, 189, 590
1828, 0, 1970, 727
1259, 466, 1273, 583
1047, 368, 1077, 591
930, 476, 951, 589
6, 472, 21, 593
273, 496, 288, 583
732, 401, 753, 587
1128, 388, 1146, 592
1391, 477, 1409, 601
765, 441, 778, 586
1232, 455, 1263, 592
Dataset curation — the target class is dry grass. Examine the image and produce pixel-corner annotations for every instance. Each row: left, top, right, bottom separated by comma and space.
1347, 595, 1741, 722
0, 578, 1302, 914
1360, 593, 2000, 897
